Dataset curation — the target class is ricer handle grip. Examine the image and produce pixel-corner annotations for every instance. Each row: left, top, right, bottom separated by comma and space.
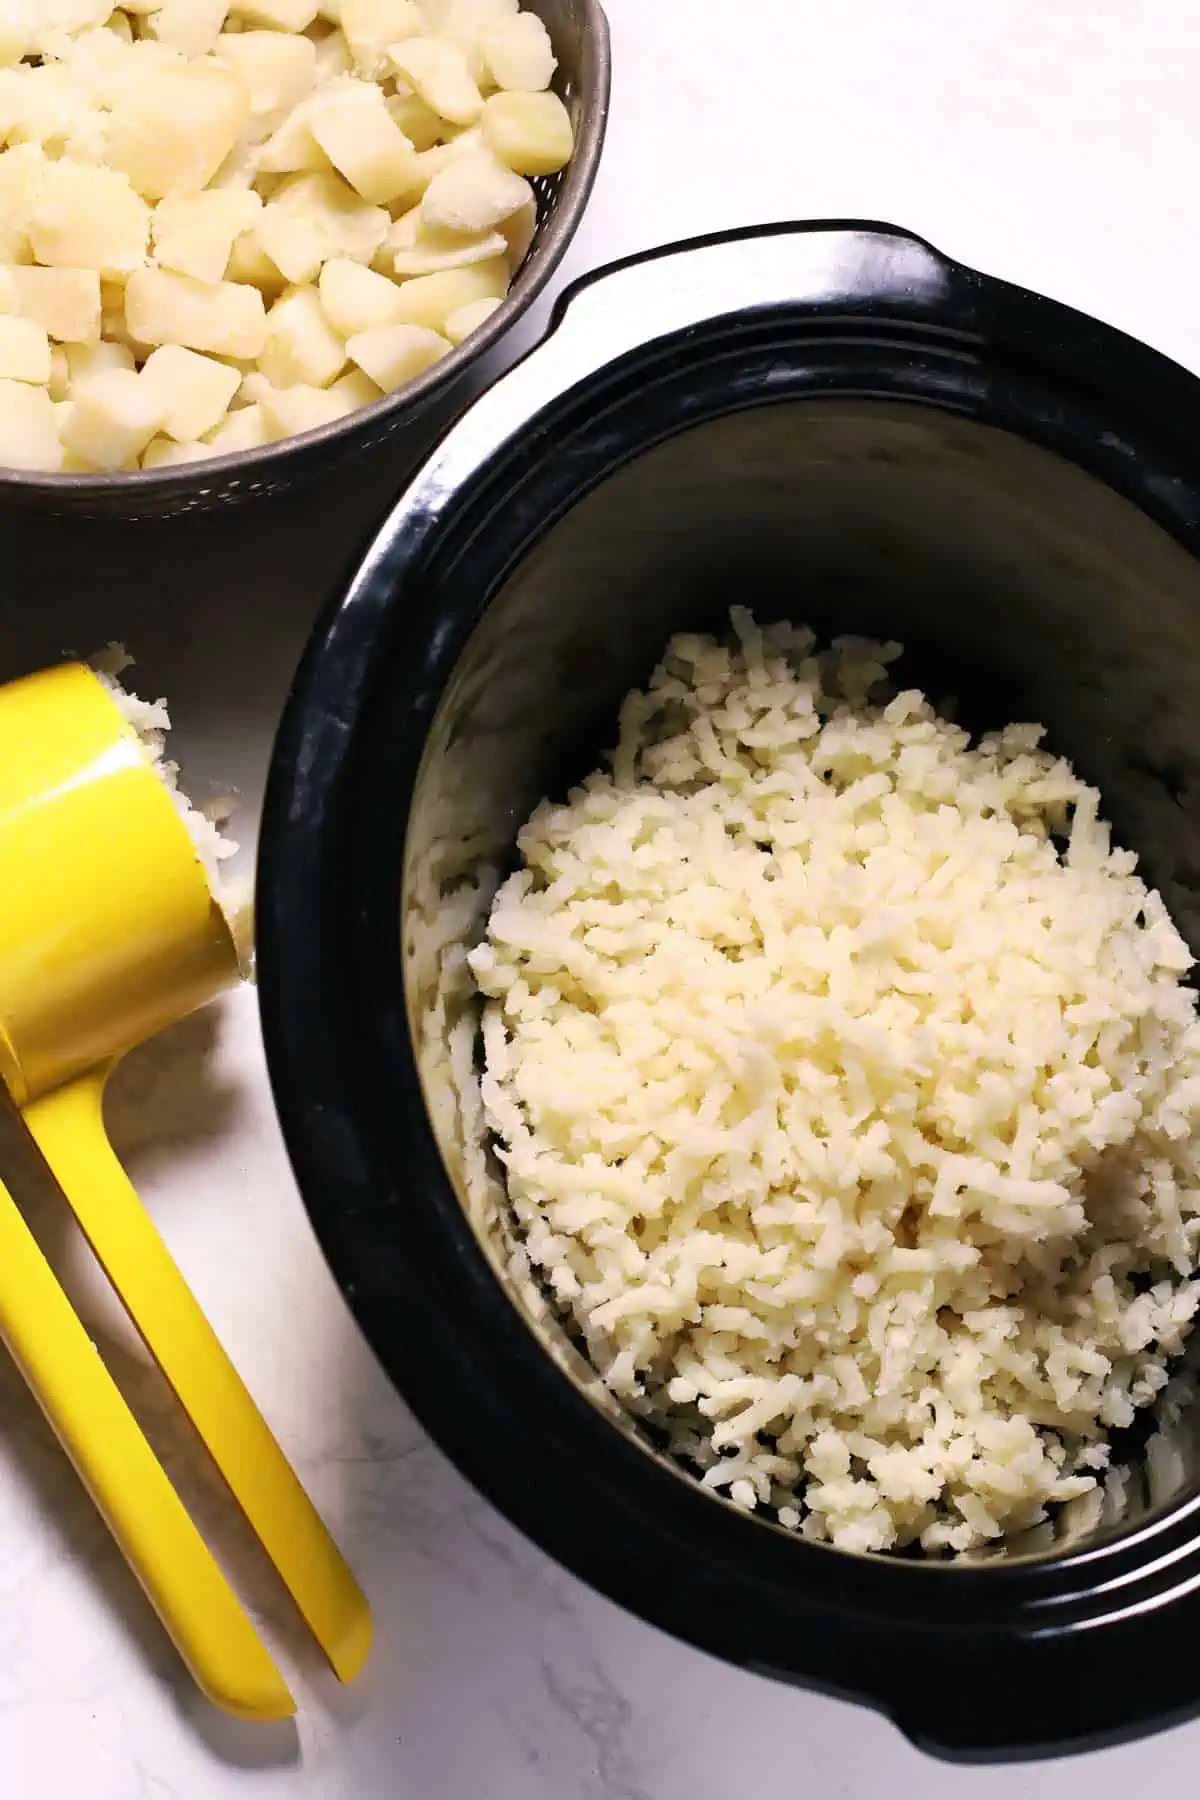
0, 1171, 294, 1721
23, 1067, 372, 1687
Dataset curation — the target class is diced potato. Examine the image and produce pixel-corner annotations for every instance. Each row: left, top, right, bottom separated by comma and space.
389, 256, 506, 331
317, 256, 407, 334
66, 339, 136, 386
480, 89, 573, 176
0, 379, 62, 470
0, 315, 51, 385
106, 62, 250, 198
385, 90, 445, 152
231, 0, 318, 28
329, 365, 380, 406
420, 148, 530, 234
389, 38, 482, 127
226, 225, 287, 291
3, 63, 98, 153
312, 24, 352, 81
346, 320, 449, 391
29, 159, 150, 279
237, 369, 274, 406
205, 397, 266, 449
259, 281, 345, 386
215, 29, 317, 133
59, 366, 165, 470
149, 0, 232, 55
0, 1, 35, 67
265, 169, 388, 266
339, 0, 422, 78
389, 210, 505, 276
9, 266, 102, 343
500, 192, 535, 268
0, 143, 46, 263
422, 0, 518, 22
478, 11, 554, 91
257, 100, 331, 174
443, 293, 500, 343
260, 378, 354, 438
125, 265, 268, 358
308, 79, 421, 204
412, 124, 483, 188
48, 344, 69, 399
142, 433, 215, 466
141, 343, 241, 438
153, 188, 263, 283
257, 206, 328, 283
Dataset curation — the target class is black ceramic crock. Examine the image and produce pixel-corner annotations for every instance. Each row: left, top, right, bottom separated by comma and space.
258, 222, 1200, 1761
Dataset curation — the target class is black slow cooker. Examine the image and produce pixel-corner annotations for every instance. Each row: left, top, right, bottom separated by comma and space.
257, 223, 1200, 1760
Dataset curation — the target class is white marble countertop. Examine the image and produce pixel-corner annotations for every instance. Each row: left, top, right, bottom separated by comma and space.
4, 1, 1200, 1793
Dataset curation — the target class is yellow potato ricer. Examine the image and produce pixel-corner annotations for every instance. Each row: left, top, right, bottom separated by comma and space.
0, 660, 371, 1721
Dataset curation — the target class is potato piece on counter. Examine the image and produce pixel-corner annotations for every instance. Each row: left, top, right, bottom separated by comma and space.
9, 266, 102, 343
107, 62, 249, 198
215, 29, 317, 132
0, 315, 50, 384
480, 89, 573, 176
29, 159, 149, 278
259, 282, 345, 386
153, 188, 263, 283
0, 379, 62, 469
141, 343, 241, 439
125, 265, 268, 359
420, 149, 531, 235
389, 257, 508, 331
59, 367, 165, 471
317, 256, 408, 334
346, 321, 449, 391
389, 38, 482, 127
307, 79, 421, 205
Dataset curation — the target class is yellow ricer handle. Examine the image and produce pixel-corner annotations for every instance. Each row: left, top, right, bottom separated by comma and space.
24, 1067, 372, 1687
0, 1170, 294, 1721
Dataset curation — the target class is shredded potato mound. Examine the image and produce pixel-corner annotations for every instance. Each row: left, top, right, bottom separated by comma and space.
469, 609, 1200, 1553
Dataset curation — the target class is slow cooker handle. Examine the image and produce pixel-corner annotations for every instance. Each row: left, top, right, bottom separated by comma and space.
541, 220, 954, 373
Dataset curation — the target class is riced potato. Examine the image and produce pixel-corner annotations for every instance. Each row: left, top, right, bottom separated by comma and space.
0, 0, 574, 474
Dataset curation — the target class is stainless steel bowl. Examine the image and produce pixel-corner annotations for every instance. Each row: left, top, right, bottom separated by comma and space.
3, 0, 610, 521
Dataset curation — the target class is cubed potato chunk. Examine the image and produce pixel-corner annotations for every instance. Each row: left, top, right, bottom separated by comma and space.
501, 192, 535, 267
257, 100, 331, 174
389, 210, 505, 277
346, 320, 449, 391
259, 282, 345, 386
329, 366, 381, 406
0, 2, 34, 67
420, 149, 530, 235
390, 256, 507, 331
3, 63, 96, 153
480, 89, 573, 175
312, 24, 352, 81
479, 12, 555, 91
149, 0, 232, 55
0, 143, 46, 263
59, 367, 165, 471
257, 207, 327, 284
215, 29, 317, 132
9, 266, 102, 343
205, 398, 266, 450
125, 265, 268, 358
308, 79, 421, 204
339, 0, 422, 77
29, 159, 150, 278
261, 169, 387, 278
318, 256, 407, 334
226, 227, 288, 292
107, 63, 250, 199
260, 379, 355, 438
153, 188, 263, 283
142, 433, 215, 467
141, 343, 241, 439
385, 90, 445, 152
231, 0, 318, 27
0, 379, 62, 470
48, 344, 69, 400
389, 38, 482, 127
0, 315, 51, 384
443, 293, 500, 343
66, 339, 136, 386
